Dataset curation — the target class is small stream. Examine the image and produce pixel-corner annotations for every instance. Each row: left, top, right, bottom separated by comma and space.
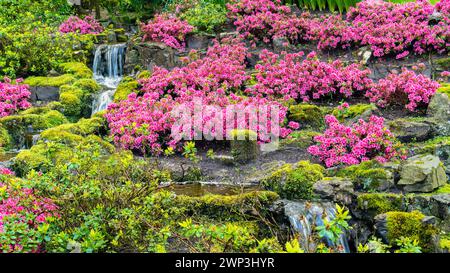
91, 43, 127, 114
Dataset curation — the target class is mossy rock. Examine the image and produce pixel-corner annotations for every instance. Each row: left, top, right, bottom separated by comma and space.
60, 92, 83, 117
357, 193, 404, 216
176, 191, 279, 220
262, 160, 324, 200
41, 117, 107, 140
24, 74, 76, 87
334, 160, 394, 191
331, 103, 377, 123
12, 144, 54, 176
437, 83, 450, 97
288, 104, 324, 130
435, 57, 450, 71
73, 78, 101, 94
383, 211, 438, 252
137, 70, 152, 79
279, 130, 320, 149
58, 62, 93, 79
0, 125, 12, 150
113, 77, 138, 102
230, 129, 258, 164
0, 108, 68, 148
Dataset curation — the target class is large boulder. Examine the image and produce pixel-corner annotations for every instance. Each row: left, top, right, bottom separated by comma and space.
29, 86, 60, 103
124, 42, 179, 75
398, 154, 447, 192
313, 177, 354, 205
388, 118, 433, 143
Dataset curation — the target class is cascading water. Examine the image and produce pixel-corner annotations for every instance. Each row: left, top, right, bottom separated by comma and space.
284, 200, 351, 253
91, 43, 127, 114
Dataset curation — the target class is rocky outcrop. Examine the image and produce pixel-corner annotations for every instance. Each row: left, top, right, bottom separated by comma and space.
124, 42, 180, 75
313, 177, 354, 205
29, 86, 60, 103
398, 154, 447, 192
388, 118, 433, 143
427, 92, 450, 136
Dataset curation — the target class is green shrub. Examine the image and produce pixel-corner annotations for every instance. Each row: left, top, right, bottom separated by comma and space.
288, 104, 324, 130
114, 77, 138, 102
262, 161, 325, 200
179, 1, 228, 33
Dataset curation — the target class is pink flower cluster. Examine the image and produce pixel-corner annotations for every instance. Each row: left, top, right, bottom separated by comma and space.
249, 50, 373, 102
59, 16, 104, 34
0, 77, 31, 117
140, 38, 249, 104
308, 115, 406, 167
141, 14, 194, 50
436, 0, 450, 15
366, 68, 439, 112
312, 0, 449, 58
0, 175, 58, 253
106, 39, 294, 154
227, 0, 449, 58
226, 0, 314, 45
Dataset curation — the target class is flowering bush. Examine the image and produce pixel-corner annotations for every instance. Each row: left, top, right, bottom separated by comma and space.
308, 114, 405, 168
0, 172, 58, 253
59, 16, 104, 34
139, 38, 249, 104
141, 14, 194, 50
312, 0, 449, 58
226, 0, 314, 45
436, 0, 450, 15
249, 50, 373, 102
0, 78, 31, 117
366, 69, 439, 112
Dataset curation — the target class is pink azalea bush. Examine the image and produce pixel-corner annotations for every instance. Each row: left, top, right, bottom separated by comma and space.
141, 14, 194, 50
139, 38, 249, 105
106, 39, 295, 155
308, 114, 406, 168
59, 16, 104, 34
436, 0, 450, 15
0, 77, 31, 117
366, 68, 439, 112
312, 0, 449, 58
249, 50, 373, 102
226, 0, 314, 45
0, 171, 58, 253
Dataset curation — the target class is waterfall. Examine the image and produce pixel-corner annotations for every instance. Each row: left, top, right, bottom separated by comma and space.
91, 43, 127, 114
284, 200, 351, 253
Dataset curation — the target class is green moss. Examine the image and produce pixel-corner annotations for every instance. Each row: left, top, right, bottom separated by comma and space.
24, 74, 76, 87
58, 62, 93, 79
280, 130, 320, 148
60, 92, 82, 117
288, 104, 324, 130
413, 136, 450, 154
435, 57, 450, 71
176, 191, 279, 219
12, 144, 53, 176
73, 78, 101, 94
40, 130, 84, 145
230, 129, 258, 163
137, 70, 151, 79
262, 161, 324, 200
385, 211, 437, 252
332, 103, 376, 122
357, 193, 403, 214
113, 77, 138, 102
440, 234, 450, 251
335, 160, 390, 190
0, 125, 12, 149
437, 83, 450, 97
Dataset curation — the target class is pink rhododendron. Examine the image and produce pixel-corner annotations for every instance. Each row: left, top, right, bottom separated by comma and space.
141, 14, 194, 50
0, 77, 31, 117
366, 68, 439, 111
249, 50, 373, 101
0, 177, 58, 253
308, 114, 405, 168
59, 16, 104, 34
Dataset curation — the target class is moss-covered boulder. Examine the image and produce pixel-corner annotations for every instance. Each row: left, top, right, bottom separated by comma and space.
0, 107, 68, 149
262, 161, 324, 200
113, 77, 138, 102
279, 130, 320, 149
230, 129, 259, 164
357, 193, 404, 217
332, 103, 377, 123
0, 125, 12, 150
58, 62, 93, 79
334, 160, 396, 191
374, 211, 438, 252
288, 104, 324, 130
24, 74, 77, 87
